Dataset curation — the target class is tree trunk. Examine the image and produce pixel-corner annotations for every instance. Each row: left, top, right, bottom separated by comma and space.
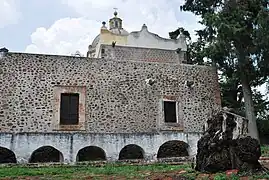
240, 73, 259, 141
236, 47, 259, 141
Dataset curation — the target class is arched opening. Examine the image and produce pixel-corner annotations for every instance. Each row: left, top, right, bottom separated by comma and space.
29, 146, 63, 163
0, 147, 17, 164
157, 140, 189, 158
119, 144, 144, 160
76, 146, 106, 162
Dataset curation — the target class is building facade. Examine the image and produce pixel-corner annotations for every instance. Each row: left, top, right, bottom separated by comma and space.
0, 12, 221, 164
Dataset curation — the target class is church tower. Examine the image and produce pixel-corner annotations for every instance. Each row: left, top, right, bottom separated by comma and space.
109, 10, 123, 30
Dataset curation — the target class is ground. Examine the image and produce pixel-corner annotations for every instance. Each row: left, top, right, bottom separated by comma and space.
0, 163, 269, 180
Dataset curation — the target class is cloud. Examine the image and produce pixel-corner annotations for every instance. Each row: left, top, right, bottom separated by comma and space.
25, 17, 100, 56
0, 0, 21, 28
61, 0, 202, 38
26, 0, 202, 55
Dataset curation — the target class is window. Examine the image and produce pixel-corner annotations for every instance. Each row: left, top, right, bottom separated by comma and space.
115, 21, 118, 28
60, 93, 79, 125
164, 101, 177, 123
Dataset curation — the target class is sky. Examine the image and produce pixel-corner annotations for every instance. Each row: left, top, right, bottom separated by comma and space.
0, 0, 202, 56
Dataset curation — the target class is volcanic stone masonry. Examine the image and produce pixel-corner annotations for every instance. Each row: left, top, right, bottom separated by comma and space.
99, 45, 185, 63
0, 52, 220, 133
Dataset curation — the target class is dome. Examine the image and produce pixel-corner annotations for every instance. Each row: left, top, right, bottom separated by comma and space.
89, 11, 129, 49
91, 34, 100, 48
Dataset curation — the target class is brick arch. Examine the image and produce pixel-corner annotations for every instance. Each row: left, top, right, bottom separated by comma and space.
157, 140, 189, 158
119, 144, 145, 160
29, 146, 63, 163
76, 146, 106, 161
0, 146, 17, 164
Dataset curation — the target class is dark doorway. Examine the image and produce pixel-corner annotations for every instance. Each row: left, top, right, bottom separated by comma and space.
119, 144, 144, 160
76, 146, 106, 161
60, 93, 79, 125
29, 146, 63, 163
157, 140, 189, 158
164, 101, 177, 123
0, 147, 17, 164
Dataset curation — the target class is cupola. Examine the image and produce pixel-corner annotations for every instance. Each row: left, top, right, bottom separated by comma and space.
109, 10, 123, 30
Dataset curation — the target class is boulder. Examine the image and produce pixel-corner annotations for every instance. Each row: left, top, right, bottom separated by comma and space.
195, 110, 262, 173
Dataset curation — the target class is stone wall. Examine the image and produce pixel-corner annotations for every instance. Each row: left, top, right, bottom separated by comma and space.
100, 45, 184, 63
0, 53, 220, 133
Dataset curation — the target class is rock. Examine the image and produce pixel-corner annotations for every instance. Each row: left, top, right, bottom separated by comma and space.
195, 110, 262, 173
196, 173, 210, 179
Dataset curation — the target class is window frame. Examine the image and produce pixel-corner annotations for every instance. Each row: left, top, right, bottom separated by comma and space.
163, 100, 178, 123
53, 86, 86, 131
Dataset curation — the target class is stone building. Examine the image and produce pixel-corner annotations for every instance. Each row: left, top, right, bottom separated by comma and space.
0, 12, 221, 164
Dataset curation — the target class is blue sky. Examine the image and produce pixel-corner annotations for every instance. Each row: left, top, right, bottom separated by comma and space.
0, 0, 201, 55
0, 0, 76, 52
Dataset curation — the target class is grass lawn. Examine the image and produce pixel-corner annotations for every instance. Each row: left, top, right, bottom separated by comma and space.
0, 163, 269, 180
0, 164, 191, 180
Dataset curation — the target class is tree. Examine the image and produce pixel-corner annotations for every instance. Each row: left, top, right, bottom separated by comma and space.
219, 66, 269, 119
169, 27, 205, 65
180, 0, 269, 140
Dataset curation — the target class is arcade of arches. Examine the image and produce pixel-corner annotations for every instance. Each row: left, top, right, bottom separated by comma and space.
0, 141, 189, 163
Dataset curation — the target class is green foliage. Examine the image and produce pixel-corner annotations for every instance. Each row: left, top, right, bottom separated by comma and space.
257, 118, 269, 135
180, 0, 269, 138
169, 27, 206, 65
230, 174, 240, 180
213, 173, 240, 180
181, 0, 269, 81
261, 145, 269, 156
214, 173, 227, 180
169, 27, 191, 40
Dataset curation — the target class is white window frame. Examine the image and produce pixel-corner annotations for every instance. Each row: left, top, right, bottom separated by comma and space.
162, 99, 179, 123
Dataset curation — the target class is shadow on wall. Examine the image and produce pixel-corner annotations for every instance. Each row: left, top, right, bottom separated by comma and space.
77, 146, 106, 161
157, 140, 189, 158
0, 147, 17, 164
29, 146, 64, 163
